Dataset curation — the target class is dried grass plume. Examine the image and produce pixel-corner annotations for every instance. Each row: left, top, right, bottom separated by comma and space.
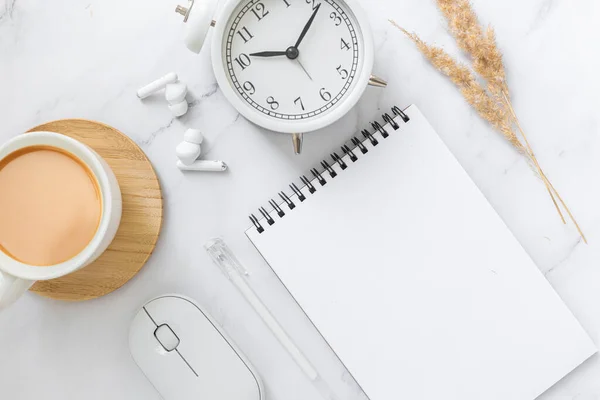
389, 1, 586, 243
436, 0, 508, 96
390, 21, 522, 152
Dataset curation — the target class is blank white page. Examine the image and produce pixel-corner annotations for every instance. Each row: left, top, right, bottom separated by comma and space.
246, 105, 596, 400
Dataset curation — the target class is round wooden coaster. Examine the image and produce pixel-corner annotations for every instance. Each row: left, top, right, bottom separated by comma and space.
26, 119, 163, 301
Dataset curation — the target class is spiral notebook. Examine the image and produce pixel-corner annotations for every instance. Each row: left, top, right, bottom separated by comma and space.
245, 105, 596, 400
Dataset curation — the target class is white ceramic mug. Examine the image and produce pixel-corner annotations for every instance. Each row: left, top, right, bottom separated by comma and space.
0, 132, 122, 309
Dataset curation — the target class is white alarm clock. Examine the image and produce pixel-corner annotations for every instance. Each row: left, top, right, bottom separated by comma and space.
175, 0, 386, 153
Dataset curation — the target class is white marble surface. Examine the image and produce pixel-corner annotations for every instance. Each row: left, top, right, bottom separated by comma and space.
1, 0, 599, 398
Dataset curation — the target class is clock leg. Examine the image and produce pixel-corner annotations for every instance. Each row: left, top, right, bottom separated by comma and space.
368, 75, 388, 88
292, 133, 303, 155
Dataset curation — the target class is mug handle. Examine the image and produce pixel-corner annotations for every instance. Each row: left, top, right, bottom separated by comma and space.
0, 270, 35, 309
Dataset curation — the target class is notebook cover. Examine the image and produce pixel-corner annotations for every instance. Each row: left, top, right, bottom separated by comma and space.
246, 105, 596, 400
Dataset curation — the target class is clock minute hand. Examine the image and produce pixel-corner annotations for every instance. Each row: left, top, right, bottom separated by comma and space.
294, 3, 322, 49
249, 51, 287, 57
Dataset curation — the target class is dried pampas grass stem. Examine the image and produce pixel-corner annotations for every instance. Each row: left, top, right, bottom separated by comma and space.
502, 91, 587, 242
389, 0, 586, 243
436, 0, 508, 97
437, 0, 483, 55
430, 0, 567, 226
390, 21, 522, 152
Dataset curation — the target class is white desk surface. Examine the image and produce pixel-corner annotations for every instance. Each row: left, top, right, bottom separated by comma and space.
1, 0, 599, 399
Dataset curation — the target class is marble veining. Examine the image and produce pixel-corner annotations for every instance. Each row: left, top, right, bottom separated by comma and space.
0, 0, 17, 22
1, 0, 599, 399
528, 0, 556, 32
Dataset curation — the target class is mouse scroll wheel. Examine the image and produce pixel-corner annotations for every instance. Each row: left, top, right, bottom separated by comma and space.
154, 324, 181, 352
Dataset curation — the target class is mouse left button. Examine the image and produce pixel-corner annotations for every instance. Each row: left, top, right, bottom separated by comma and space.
155, 324, 180, 352
130, 307, 199, 400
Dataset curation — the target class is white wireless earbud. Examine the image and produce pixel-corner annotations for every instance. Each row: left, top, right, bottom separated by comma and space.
183, 128, 204, 145
177, 160, 228, 171
176, 141, 201, 165
175, 129, 226, 172
165, 82, 188, 104
137, 73, 189, 117
168, 100, 189, 117
137, 72, 178, 99
176, 128, 203, 165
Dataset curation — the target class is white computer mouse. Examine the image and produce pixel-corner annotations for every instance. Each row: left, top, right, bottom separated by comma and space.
129, 295, 265, 400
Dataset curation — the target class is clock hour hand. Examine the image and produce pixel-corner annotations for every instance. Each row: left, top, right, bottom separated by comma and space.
249, 51, 287, 57
294, 3, 322, 49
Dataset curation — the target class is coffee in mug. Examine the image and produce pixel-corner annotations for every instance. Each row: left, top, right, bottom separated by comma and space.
0, 146, 103, 266
0, 132, 122, 309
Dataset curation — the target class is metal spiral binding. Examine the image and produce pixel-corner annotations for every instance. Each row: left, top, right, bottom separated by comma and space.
249, 214, 264, 233
300, 175, 316, 193
249, 106, 408, 233
331, 152, 347, 170
372, 121, 389, 138
382, 113, 399, 129
259, 207, 275, 225
290, 183, 306, 201
269, 199, 285, 217
321, 160, 337, 178
342, 145, 358, 162
279, 192, 295, 209
362, 129, 378, 146
351, 137, 368, 154
311, 168, 327, 186
392, 106, 410, 122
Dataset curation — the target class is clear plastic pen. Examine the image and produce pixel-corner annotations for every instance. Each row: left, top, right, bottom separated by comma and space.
205, 238, 340, 400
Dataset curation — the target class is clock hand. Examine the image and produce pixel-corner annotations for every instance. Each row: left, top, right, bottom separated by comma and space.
249, 51, 287, 57
296, 59, 313, 81
251, 47, 301, 60
294, 3, 322, 49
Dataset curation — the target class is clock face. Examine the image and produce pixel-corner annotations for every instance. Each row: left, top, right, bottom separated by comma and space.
221, 0, 365, 123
